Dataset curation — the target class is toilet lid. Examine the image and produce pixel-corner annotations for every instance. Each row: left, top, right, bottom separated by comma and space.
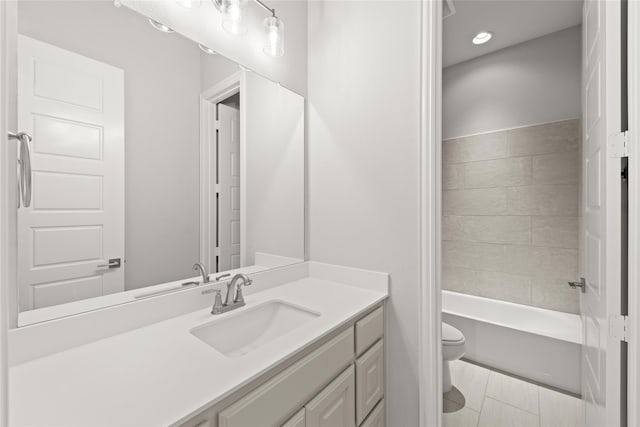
442, 322, 464, 343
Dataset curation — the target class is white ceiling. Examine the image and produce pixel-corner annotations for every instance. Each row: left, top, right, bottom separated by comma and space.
443, 0, 583, 68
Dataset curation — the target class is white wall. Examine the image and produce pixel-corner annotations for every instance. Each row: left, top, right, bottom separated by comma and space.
443, 26, 582, 139
244, 72, 305, 265
123, 0, 308, 96
201, 53, 241, 92
308, 2, 422, 425
18, 1, 205, 290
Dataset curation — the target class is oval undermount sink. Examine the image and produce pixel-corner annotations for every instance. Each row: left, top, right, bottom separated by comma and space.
190, 300, 320, 357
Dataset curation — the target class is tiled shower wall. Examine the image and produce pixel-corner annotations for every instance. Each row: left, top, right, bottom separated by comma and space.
442, 119, 581, 314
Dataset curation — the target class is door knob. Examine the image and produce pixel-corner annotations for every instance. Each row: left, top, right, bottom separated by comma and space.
97, 258, 122, 270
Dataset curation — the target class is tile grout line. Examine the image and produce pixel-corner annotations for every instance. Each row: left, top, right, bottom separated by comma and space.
475, 368, 492, 427
483, 396, 542, 419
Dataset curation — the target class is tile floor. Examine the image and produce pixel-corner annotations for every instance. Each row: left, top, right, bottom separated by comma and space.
443, 360, 582, 427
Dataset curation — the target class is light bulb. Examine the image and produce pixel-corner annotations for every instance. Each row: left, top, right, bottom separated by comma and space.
176, 0, 202, 7
221, 0, 248, 36
263, 15, 284, 58
199, 44, 217, 55
148, 19, 175, 33
472, 31, 492, 45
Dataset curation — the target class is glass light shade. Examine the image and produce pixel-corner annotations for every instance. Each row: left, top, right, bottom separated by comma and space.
221, 0, 248, 36
263, 16, 284, 58
176, 0, 202, 8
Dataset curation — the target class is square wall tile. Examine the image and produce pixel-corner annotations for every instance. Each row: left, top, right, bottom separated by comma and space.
444, 131, 509, 164
533, 151, 580, 185
531, 277, 580, 314
444, 164, 464, 190
504, 245, 578, 279
443, 215, 531, 245
443, 241, 506, 272
474, 271, 533, 305
506, 185, 579, 216
444, 188, 508, 215
464, 157, 532, 189
532, 216, 579, 249
508, 119, 580, 157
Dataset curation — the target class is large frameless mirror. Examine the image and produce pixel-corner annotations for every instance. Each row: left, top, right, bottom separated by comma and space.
14, 0, 304, 326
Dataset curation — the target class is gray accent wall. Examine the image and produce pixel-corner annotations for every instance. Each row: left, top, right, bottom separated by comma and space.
442, 119, 581, 314
443, 26, 582, 140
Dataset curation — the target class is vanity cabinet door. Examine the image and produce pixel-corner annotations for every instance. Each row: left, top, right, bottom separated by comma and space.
355, 339, 384, 425
305, 365, 355, 427
282, 409, 306, 427
355, 307, 383, 356
360, 399, 384, 427
218, 328, 354, 427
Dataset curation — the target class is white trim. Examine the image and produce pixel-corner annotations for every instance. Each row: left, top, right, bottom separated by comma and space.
627, 0, 640, 424
0, 4, 8, 425
419, 0, 443, 426
0, 1, 17, 424
199, 72, 246, 270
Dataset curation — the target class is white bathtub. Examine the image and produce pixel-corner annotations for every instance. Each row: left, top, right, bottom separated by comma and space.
442, 290, 582, 394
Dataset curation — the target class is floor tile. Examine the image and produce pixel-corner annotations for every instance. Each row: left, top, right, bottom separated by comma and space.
478, 397, 539, 427
539, 386, 582, 427
447, 360, 491, 411
485, 370, 540, 414
443, 406, 480, 427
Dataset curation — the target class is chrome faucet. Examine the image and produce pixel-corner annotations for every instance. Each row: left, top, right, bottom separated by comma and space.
203, 273, 253, 315
192, 263, 210, 284
225, 273, 253, 306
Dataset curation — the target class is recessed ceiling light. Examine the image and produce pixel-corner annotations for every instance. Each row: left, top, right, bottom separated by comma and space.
148, 19, 174, 33
198, 44, 217, 55
472, 31, 492, 45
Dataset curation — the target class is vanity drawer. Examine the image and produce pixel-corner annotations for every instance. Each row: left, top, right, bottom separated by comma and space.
282, 409, 305, 427
360, 399, 384, 427
306, 365, 355, 427
355, 306, 383, 356
355, 339, 384, 425
219, 327, 354, 427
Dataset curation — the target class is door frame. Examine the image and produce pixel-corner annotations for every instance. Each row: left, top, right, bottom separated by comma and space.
0, 0, 17, 423
418, 0, 442, 426
199, 71, 248, 271
627, 0, 640, 424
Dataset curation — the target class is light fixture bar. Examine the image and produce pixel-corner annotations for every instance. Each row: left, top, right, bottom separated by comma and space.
253, 0, 275, 16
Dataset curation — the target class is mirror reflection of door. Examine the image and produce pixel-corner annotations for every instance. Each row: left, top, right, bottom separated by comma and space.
17, 35, 125, 311
216, 96, 241, 272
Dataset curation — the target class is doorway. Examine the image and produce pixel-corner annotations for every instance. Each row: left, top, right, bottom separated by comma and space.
199, 72, 245, 274
419, 1, 634, 426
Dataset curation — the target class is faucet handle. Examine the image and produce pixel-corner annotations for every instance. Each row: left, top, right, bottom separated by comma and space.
211, 290, 223, 314
215, 273, 231, 281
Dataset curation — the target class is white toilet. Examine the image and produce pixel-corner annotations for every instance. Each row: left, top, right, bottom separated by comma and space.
442, 322, 466, 393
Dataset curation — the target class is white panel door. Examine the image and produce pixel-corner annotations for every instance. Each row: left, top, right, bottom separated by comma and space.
17, 36, 124, 311
217, 103, 241, 272
581, 1, 623, 426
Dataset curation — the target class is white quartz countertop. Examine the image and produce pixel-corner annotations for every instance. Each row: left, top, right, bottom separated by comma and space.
9, 277, 387, 427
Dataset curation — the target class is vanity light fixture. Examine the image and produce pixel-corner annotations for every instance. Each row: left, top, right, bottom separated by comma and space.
148, 19, 175, 33
220, 0, 249, 35
211, 0, 285, 57
472, 31, 492, 45
198, 44, 217, 55
263, 15, 284, 58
